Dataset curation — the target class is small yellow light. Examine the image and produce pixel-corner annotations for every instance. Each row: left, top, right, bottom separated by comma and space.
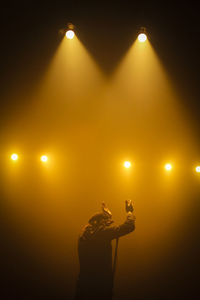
11, 153, 18, 161
40, 155, 48, 163
66, 30, 75, 39
124, 161, 131, 168
138, 33, 147, 43
196, 166, 200, 173
165, 163, 172, 171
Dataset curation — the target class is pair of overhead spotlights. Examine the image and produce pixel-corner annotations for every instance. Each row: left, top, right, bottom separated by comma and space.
123, 161, 200, 173
65, 24, 147, 42
124, 161, 174, 171
123, 161, 173, 171
10, 153, 48, 163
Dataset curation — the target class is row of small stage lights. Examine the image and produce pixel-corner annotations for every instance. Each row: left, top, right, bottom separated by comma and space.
9, 153, 200, 173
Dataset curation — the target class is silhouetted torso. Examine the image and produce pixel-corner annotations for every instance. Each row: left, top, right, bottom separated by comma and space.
75, 212, 135, 300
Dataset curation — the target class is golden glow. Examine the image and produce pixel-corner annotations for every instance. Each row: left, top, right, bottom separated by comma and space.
40, 155, 48, 162
196, 166, 200, 173
36, 34, 103, 105
138, 33, 147, 42
3, 22, 198, 278
11, 153, 18, 161
165, 163, 172, 171
124, 161, 131, 168
66, 30, 75, 39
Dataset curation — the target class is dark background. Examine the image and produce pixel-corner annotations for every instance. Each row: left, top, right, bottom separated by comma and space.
0, 1, 200, 299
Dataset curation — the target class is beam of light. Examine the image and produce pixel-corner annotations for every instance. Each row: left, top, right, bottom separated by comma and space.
138, 33, 147, 43
11, 153, 18, 161
66, 30, 75, 40
109, 32, 197, 161
124, 161, 131, 168
107, 35, 199, 268
40, 155, 48, 163
22, 31, 105, 157
32, 32, 104, 112
196, 166, 200, 173
164, 163, 172, 171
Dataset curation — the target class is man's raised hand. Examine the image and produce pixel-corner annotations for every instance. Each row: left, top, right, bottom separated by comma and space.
125, 199, 134, 213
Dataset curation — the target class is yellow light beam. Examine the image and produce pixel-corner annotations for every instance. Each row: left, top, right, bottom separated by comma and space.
109, 30, 197, 163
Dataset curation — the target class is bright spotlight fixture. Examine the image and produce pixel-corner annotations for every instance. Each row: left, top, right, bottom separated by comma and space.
196, 166, 200, 173
165, 163, 172, 171
40, 155, 48, 163
138, 27, 147, 42
138, 33, 147, 42
124, 161, 131, 168
11, 153, 18, 161
66, 30, 75, 39
66, 23, 75, 39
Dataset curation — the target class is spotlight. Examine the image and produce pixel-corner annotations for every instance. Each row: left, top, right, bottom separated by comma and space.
196, 166, 200, 173
40, 155, 48, 163
124, 161, 131, 168
66, 30, 74, 39
138, 27, 147, 42
138, 33, 147, 42
66, 23, 75, 39
11, 153, 18, 161
165, 163, 172, 171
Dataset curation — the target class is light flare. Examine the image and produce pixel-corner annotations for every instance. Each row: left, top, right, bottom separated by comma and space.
124, 161, 131, 168
66, 30, 75, 39
11, 153, 18, 161
40, 155, 48, 163
138, 33, 147, 43
165, 163, 172, 171
196, 166, 200, 173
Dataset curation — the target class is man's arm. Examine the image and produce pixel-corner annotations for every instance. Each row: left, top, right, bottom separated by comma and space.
99, 200, 136, 240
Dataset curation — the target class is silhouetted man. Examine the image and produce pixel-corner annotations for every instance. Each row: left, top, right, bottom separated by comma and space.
75, 200, 135, 300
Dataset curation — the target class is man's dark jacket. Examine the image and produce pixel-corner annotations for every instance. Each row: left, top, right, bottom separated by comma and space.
75, 212, 135, 300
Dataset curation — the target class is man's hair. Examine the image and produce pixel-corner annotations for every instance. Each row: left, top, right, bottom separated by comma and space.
89, 212, 110, 226
88, 202, 112, 226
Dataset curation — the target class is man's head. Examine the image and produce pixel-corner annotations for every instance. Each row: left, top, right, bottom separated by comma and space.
88, 202, 113, 227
